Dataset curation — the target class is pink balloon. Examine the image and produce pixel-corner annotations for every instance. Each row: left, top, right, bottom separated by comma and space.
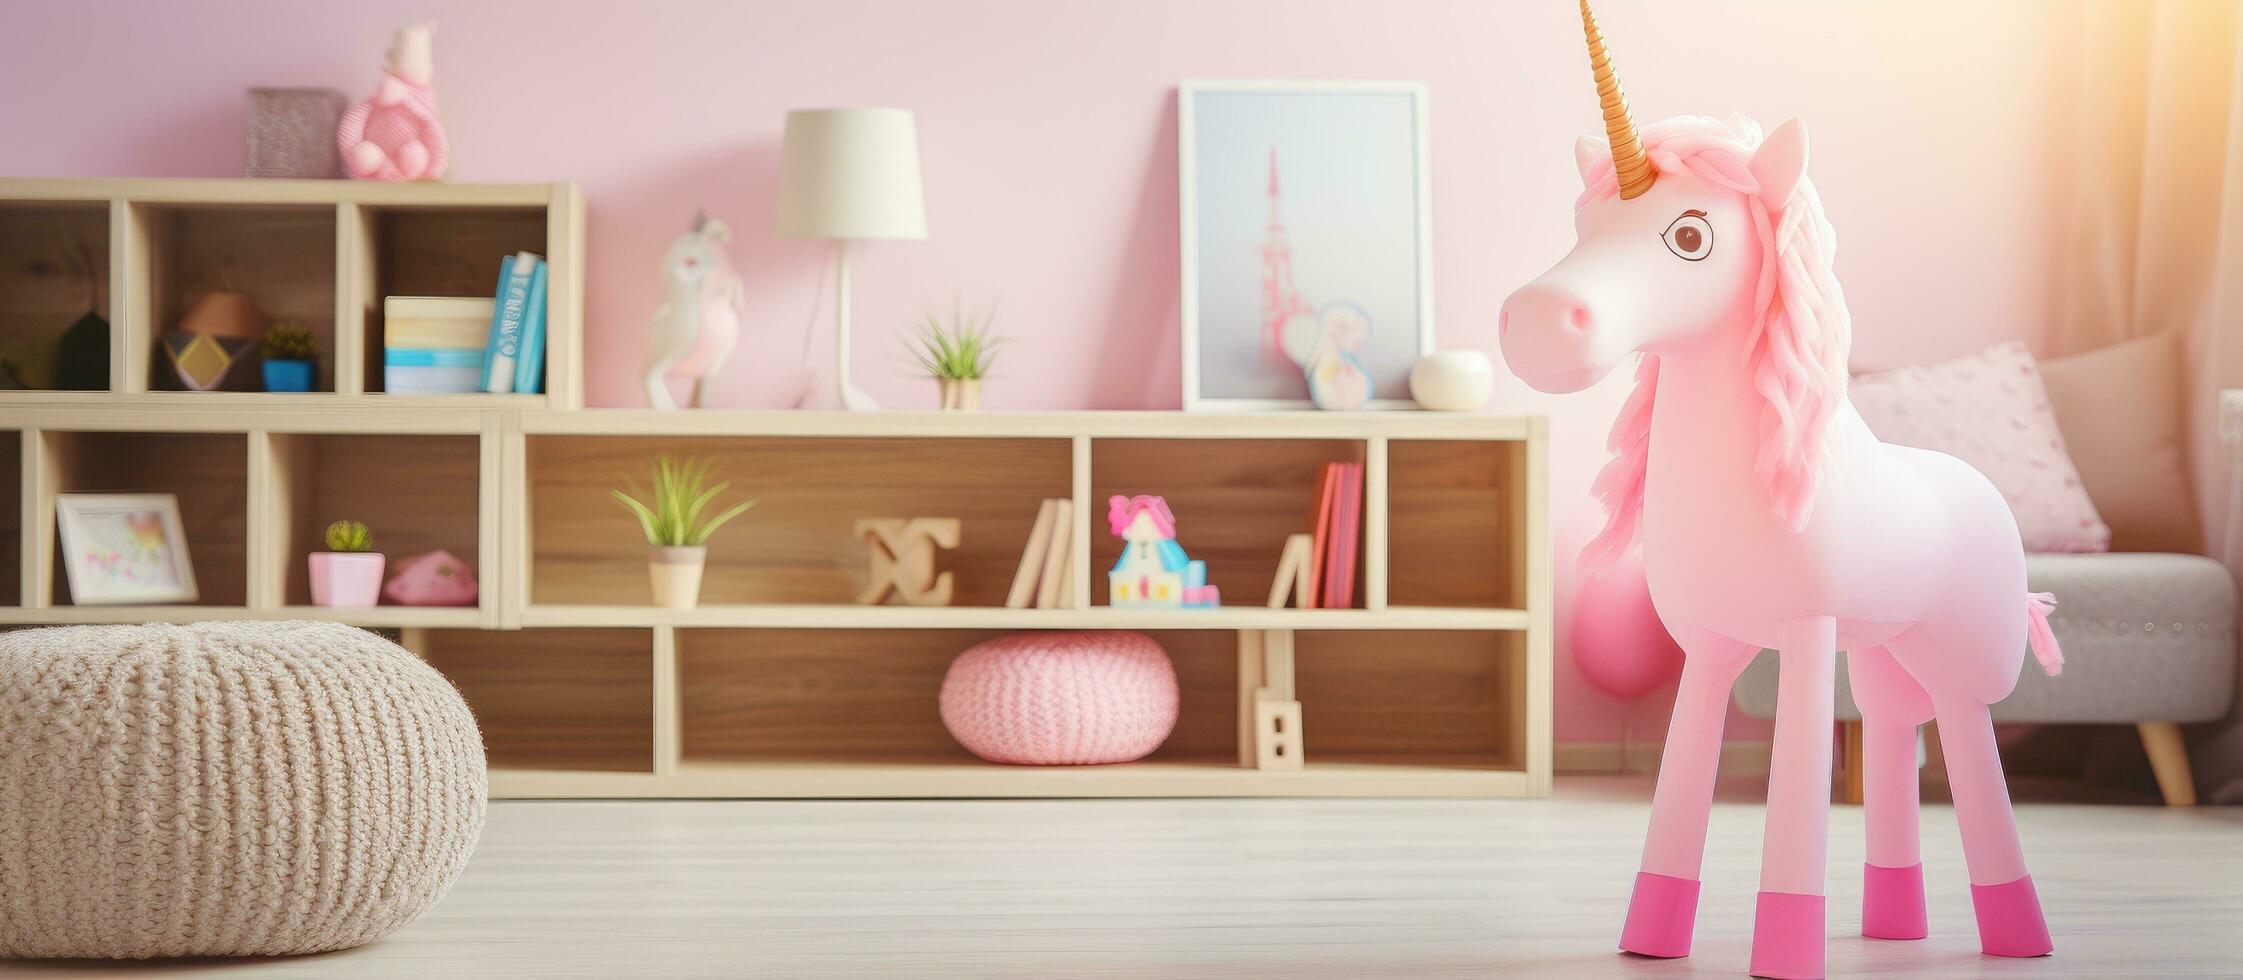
1570, 552, 1685, 700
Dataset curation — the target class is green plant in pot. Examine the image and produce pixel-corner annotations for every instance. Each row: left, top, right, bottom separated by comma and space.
906, 300, 999, 411
309, 519, 383, 607
611, 456, 756, 609
261, 322, 318, 392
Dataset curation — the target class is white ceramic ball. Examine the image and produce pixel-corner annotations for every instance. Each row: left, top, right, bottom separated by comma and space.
1410, 351, 1496, 411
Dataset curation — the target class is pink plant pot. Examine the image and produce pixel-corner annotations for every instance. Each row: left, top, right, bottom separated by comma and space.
939, 631, 1178, 765
309, 552, 386, 607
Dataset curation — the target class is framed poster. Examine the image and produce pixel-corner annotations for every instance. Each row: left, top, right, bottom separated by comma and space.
1180, 80, 1435, 411
56, 493, 200, 605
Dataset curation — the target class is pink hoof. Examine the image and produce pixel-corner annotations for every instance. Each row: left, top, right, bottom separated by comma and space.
1618, 871, 1699, 958
1862, 862, 1928, 940
1750, 891, 1825, 979
1970, 874, 2053, 958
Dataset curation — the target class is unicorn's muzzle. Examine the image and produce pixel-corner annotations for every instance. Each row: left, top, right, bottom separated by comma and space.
1498, 282, 1625, 394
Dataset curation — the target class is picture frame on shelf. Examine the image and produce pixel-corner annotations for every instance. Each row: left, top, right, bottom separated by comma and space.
1179, 79, 1435, 411
56, 493, 199, 605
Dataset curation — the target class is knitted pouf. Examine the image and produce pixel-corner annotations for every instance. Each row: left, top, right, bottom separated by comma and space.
939, 630, 1178, 765
0, 621, 486, 959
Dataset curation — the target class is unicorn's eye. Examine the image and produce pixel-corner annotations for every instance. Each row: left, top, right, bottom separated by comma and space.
1662, 211, 1713, 262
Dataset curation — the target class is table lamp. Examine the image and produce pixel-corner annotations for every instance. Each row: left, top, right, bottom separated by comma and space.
775, 107, 927, 411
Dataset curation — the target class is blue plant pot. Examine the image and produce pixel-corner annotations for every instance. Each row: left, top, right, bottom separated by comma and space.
263, 358, 314, 393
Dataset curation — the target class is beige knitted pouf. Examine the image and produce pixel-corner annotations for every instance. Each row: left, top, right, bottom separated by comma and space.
0, 621, 486, 959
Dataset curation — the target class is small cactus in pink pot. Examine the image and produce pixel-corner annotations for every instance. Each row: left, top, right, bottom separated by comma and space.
309, 520, 385, 607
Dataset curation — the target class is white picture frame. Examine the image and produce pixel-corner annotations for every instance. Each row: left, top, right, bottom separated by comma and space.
1179, 79, 1436, 412
56, 493, 199, 605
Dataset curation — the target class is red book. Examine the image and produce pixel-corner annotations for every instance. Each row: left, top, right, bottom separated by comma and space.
1324, 463, 1364, 608
1304, 462, 1341, 609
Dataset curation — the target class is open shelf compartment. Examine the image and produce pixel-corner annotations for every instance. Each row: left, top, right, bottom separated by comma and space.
129, 203, 337, 393
1386, 438, 1526, 610
1, 430, 19, 604
43, 430, 248, 606
1090, 438, 1367, 609
0, 201, 110, 391
262, 432, 487, 614
526, 435, 1074, 609
415, 627, 654, 772
1296, 629, 1527, 772
350, 205, 547, 395
674, 628, 1237, 769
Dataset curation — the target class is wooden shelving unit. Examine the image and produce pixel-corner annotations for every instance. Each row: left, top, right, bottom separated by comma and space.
0, 179, 1551, 800
0, 178, 583, 407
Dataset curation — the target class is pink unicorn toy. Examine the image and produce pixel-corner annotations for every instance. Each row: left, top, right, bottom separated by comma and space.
337, 22, 448, 182
1498, 5, 2061, 977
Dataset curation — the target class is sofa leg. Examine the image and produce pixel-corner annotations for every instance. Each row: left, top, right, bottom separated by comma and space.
2137, 722, 2196, 806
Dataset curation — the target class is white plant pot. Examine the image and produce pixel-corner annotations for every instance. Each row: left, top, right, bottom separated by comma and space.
939, 378, 981, 411
1410, 351, 1496, 412
648, 546, 706, 609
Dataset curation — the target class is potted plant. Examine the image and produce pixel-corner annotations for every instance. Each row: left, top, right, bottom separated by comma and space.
611, 456, 756, 609
906, 300, 999, 411
261, 321, 318, 392
309, 519, 384, 607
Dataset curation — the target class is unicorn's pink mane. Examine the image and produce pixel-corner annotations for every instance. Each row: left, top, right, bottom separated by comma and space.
1577, 115, 1851, 574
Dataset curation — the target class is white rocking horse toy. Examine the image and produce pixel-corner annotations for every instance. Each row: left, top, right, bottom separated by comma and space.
644, 211, 745, 409
1498, 3, 2061, 977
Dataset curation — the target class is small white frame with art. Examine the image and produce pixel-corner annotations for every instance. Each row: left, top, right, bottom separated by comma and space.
56, 493, 200, 605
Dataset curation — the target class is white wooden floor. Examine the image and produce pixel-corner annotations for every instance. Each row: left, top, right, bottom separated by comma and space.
7, 777, 2239, 978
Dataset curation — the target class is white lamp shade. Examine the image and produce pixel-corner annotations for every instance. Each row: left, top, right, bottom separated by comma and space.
774, 108, 928, 241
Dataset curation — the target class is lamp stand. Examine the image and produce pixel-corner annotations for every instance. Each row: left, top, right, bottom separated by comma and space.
832, 240, 877, 411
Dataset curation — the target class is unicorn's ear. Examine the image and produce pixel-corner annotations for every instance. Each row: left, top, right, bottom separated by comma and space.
1751, 118, 1809, 208
1574, 137, 1602, 182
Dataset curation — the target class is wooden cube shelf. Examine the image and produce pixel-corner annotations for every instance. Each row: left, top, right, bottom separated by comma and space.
136, 203, 337, 392
0, 181, 1548, 801
527, 435, 1072, 609
1389, 438, 1528, 609
0, 201, 108, 391
261, 432, 491, 618
0, 178, 584, 407
353, 205, 548, 395
1090, 438, 1365, 609
43, 430, 248, 606
413, 627, 655, 773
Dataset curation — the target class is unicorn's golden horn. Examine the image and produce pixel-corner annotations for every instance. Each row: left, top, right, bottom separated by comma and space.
1581, 0, 1655, 199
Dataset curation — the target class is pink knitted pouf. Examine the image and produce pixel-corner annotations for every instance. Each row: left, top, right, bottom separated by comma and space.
939, 631, 1179, 765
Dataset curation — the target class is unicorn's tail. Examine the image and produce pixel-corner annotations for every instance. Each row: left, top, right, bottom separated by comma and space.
2025, 592, 2063, 677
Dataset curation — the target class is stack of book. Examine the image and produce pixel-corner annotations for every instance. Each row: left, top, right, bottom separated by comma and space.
380, 250, 549, 395
383, 297, 490, 394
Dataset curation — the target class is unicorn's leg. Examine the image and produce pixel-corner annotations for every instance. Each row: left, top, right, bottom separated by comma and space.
1847, 645, 1933, 941
1931, 692, 2051, 957
1752, 615, 1837, 980
1619, 629, 1752, 959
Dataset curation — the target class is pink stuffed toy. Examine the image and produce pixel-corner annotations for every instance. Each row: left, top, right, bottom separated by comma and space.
337, 22, 448, 181
1497, 3, 2060, 977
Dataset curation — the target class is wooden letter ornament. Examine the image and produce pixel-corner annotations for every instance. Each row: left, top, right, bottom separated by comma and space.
855, 517, 962, 606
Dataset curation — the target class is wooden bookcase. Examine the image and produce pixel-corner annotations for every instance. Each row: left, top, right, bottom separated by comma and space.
0, 179, 1551, 800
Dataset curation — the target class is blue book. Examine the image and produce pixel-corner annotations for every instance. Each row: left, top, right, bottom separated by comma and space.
386, 347, 488, 368
480, 252, 536, 393
512, 257, 549, 395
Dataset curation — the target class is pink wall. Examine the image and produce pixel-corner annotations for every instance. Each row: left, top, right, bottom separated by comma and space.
0, 0, 2074, 744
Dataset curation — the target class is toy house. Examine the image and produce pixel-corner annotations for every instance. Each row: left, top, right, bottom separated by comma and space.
1106, 494, 1218, 608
